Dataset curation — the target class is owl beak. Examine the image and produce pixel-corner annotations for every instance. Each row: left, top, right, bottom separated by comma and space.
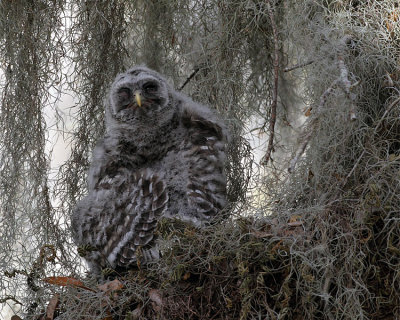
135, 92, 142, 107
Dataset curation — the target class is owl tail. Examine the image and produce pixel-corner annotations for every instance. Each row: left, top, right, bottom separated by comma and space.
104, 169, 168, 268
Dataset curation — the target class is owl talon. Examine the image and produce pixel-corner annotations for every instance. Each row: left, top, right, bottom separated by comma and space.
77, 244, 97, 257
102, 268, 116, 277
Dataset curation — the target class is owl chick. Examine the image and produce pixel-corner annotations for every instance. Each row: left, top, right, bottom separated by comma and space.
71, 66, 228, 275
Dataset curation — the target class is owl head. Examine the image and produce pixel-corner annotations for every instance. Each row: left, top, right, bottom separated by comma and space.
106, 66, 174, 129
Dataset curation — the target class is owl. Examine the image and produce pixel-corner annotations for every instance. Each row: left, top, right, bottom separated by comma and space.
71, 66, 228, 275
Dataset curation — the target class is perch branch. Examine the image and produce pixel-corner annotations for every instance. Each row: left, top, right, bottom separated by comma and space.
262, 1, 279, 166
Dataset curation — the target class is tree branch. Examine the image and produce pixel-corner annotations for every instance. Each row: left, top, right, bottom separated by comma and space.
178, 67, 200, 91
262, 1, 279, 166
288, 79, 339, 173
289, 41, 358, 173
284, 60, 314, 73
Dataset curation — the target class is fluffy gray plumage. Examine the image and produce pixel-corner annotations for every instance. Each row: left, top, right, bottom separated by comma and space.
71, 66, 228, 275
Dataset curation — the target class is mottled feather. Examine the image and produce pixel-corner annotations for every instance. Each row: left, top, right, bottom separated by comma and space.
71, 66, 228, 275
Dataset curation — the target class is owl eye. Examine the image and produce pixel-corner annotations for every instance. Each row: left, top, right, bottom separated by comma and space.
143, 82, 158, 93
118, 87, 131, 105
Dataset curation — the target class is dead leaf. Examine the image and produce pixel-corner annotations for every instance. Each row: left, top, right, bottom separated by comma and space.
149, 288, 163, 312
386, 9, 399, 36
46, 294, 59, 320
289, 215, 302, 223
183, 272, 191, 280
287, 221, 303, 227
98, 279, 125, 311
304, 107, 312, 117
271, 240, 283, 254
42, 276, 96, 292
98, 279, 124, 293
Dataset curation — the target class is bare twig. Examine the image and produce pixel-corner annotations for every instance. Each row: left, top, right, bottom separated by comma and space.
288, 130, 313, 173
262, 1, 279, 166
344, 150, 366, 184
178, 67, 200, 91
314, 79, 340, 115
289, 51, 358, 173
0, 296, 23, 305
284, 60, 314, 72
289, 80, 339, 173
374, 96, 400, 134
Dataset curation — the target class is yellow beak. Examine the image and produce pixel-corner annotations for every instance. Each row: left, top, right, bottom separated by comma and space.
135, 92, 142, 107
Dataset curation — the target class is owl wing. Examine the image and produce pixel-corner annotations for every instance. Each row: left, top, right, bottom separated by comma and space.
113, 169, 168, 268
86, 138, 107, 191
181, 108, 228, 223
72, 169, 168, 273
